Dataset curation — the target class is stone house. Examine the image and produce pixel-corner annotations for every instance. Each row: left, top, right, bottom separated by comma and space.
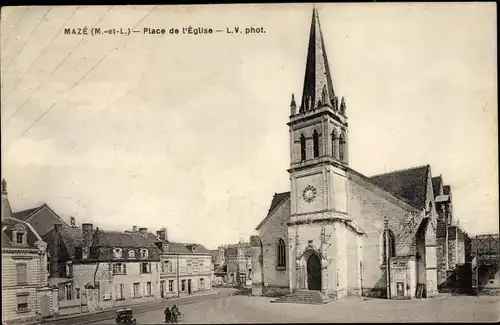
157, 228, 213, 298
71, 224, 162, 311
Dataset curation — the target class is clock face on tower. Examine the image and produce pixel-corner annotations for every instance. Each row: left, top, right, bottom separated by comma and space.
302, 185, 317, 203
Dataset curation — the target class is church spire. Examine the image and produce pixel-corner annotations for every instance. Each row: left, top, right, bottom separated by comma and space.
300, 8, 336, 112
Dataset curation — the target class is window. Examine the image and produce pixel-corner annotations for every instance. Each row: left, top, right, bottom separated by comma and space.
339, 135, 345, 161
162, 260, 172, 273
276, 238, 286, 269
113, 248, 122, 259
313, 130, 319, 158
300, 134, 306, 161
140, 249, 149, 258
115, 283, 124, 300
380, 229, 396, 265
146, 282, 152, 296
168, 280, 174, 292
181, 280, 186, 292
16, 232, 24, 244
16, 263, 28, 285
66, 262, 73, 278
133, 283, 141, 298
76, 288, 80, 299
112, 263, 127, 275
16, 293, 29, 312
248, 270, 252, 281
331, 130, 337, 158
128, 250, 135, 258
141, 262, 151, 274
65, 283, 74, 300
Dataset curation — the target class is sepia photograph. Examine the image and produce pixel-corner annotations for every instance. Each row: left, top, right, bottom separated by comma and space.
1, 3, 498, 324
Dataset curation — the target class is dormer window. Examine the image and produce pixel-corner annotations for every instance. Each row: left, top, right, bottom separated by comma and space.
113, 248, 123, 259
140, 249, 149, 258
12, 225, 27, 245
128, 250, 135, 258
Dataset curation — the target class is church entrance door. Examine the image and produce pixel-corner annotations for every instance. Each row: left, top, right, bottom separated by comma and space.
307, 253, 321, 291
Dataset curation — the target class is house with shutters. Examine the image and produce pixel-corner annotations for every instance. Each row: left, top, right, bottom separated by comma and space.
1, 180, 58, 324
156, 228, 213, 298
69, 224, 161, 310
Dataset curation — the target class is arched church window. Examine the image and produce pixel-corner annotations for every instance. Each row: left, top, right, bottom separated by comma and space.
276, 238, 286, 269
380, 229, 396, 265
339, 135, 346, 162
300, 134, 306, 161
313, 130, 319, 158
331, 130, 337, 159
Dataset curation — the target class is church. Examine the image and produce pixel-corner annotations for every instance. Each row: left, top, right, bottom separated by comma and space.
249, 9, 461, 302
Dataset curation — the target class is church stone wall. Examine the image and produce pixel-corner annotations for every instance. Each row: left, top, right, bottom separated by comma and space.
347, 173, 419, 297
437, 236, 448, 287
258, 197, 290, 294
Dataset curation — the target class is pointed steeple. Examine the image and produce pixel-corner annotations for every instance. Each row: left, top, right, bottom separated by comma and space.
300, 8, 336, 112
290, 93, 297, 115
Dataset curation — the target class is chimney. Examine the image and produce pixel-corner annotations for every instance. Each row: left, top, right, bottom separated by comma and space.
156, 227, 167, 241
51, 224, 62, 277
82, 223, 93, 259
132, 225, 138, 232
93, 227, 100, 247
70, 217, 76, 227
139, 227, 147, 234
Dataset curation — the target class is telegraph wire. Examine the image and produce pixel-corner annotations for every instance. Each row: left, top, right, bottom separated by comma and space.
3, 8, 52, 74
2, 6, 81, 102
3, 6, 157, 154
2, 6, 113, 126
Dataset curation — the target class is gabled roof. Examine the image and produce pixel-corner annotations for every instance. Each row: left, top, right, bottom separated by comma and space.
255, 191, 290, 230
431, 176, 442, 198
12, 207, 39, 221
369, 165, 430, 210
12, 203, 68, 237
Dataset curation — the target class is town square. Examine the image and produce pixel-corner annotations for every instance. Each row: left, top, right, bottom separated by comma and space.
1, 3, 498, 324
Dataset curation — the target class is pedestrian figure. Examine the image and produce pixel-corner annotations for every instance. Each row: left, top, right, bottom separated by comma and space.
164, 306, 171, 323
171, 305, 179, 323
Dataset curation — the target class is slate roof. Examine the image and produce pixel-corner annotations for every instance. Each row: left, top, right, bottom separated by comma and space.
255, 191, 290, 230
432, 176, 442, 198
163, 242, 211, 254
43, 226, 83, 257
11, 207, 39, 221
93, 230, 158, 248
369, 165, 430, 209
2, 217, 40, 249
12, 204, 68, 237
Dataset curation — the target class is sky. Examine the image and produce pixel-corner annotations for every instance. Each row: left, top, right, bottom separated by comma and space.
1, 3, 497, 249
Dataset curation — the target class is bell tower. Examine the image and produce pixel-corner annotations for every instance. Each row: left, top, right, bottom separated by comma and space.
288, 8, 349, 219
